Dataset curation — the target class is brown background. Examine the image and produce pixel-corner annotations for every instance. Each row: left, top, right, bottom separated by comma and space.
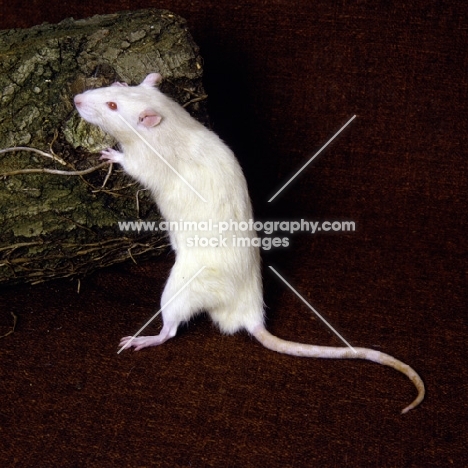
1, 1, 467, 467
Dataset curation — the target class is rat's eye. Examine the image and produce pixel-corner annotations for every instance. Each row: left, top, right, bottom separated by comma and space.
106, 102, 118, 110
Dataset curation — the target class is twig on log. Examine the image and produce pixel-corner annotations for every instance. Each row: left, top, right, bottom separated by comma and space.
0, 145, 67, 166
1, 162, 110, 177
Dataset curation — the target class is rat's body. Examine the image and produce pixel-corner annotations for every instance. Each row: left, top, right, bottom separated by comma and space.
74, 73, 424, 413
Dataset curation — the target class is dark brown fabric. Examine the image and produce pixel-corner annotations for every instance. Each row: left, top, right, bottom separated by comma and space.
1, 2, 466, 467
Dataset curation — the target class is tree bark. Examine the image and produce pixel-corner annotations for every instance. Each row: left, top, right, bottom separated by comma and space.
0, 9, 208, 286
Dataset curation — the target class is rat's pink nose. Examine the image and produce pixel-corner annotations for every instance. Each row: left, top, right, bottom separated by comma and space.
74, 95, 83, 107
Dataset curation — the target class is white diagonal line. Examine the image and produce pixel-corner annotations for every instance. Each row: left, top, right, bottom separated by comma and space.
117, 114, 207, 202
268, 266, 356, 353
117, 266, 207, 354
268, 115, 356, 202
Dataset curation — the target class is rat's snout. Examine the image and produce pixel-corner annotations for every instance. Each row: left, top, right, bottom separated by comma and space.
73, 94, 94, 124
74, 95, 83, 108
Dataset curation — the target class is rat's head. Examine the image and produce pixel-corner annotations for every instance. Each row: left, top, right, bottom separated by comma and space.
74, 73, 165, 142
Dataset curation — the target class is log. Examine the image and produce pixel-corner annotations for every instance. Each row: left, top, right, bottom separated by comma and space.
0, 9, 209, 286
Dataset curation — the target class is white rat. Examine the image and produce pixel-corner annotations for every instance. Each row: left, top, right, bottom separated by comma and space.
74, 73, 424, 413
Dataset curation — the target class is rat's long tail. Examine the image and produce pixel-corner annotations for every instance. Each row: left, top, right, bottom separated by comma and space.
252, 326, 425, 414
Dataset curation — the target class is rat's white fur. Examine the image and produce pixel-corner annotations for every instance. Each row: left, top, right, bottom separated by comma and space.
74, 74, 424, 413
75, 74, 263, 335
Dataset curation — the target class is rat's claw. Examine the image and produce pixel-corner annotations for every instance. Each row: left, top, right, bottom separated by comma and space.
119, 336, 135, 350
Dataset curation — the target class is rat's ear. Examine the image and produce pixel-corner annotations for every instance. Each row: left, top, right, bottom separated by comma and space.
138, 109, 162, 128
141, 73, 162, 87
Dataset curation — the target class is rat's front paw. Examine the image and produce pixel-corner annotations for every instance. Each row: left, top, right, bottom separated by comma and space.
100, 148, 124, 165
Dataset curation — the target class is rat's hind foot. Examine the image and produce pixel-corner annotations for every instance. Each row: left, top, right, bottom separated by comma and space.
119, 322, 179, 352
119, 335, 168, 351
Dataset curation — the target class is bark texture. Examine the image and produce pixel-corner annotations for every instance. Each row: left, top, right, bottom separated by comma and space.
0, 9, 208, 285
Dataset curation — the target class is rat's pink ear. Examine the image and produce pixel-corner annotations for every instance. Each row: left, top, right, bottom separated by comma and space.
138, 109, 162, 128
141, 73, 162, 87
